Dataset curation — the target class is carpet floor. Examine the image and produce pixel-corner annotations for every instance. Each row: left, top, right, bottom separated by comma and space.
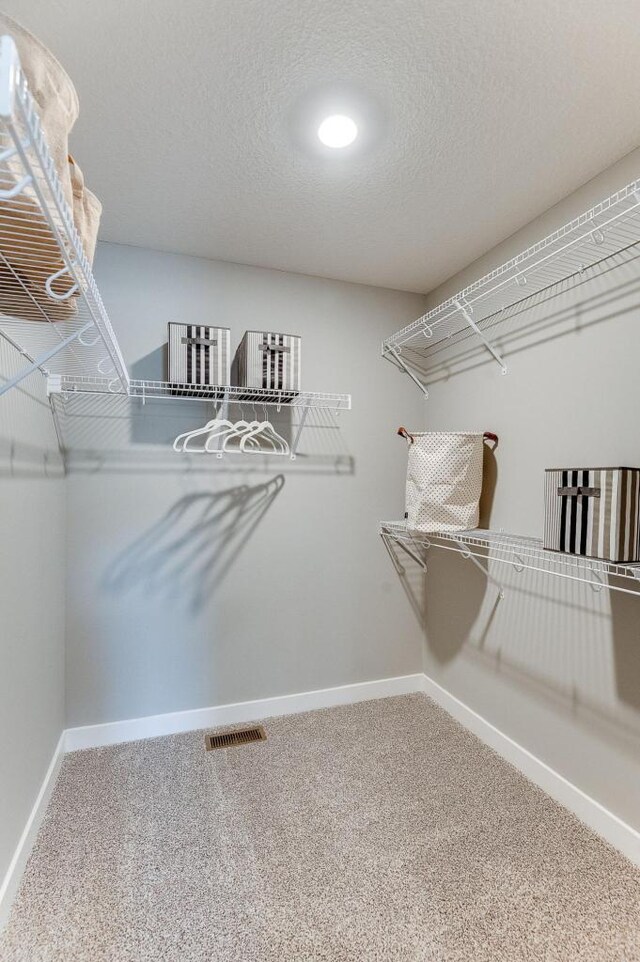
1, 693, 639, 961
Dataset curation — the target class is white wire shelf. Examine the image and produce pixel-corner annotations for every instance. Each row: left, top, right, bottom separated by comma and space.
382, 179, 640, 394
48, 377, 351, 465
0, 35, 129, 397
48, 375, 351, 410
380, 521, 640, 597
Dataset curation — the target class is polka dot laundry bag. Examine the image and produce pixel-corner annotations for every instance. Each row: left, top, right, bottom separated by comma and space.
397, 428, 498, 532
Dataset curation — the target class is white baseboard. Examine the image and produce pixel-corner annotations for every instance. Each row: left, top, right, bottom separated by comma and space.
420, 673, 640, 867
0, 731, 65, 930
64, 673, 426, 752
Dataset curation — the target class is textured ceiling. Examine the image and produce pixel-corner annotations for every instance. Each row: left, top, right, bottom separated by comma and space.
6, 0, 640, 292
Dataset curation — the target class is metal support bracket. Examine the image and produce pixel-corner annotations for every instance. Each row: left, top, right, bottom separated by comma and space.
380, 533, 407, 576
454, 538, 505, 599
385, 346, 429, 398
0, 321, 94, 398
382, 529, 428, 571
290, 407, 309, 460
588, 564, 605, 593
454, 298, 507, 375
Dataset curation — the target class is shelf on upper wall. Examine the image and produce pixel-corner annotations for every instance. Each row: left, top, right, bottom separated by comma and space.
47, 375, 351, 410
380, 521, 640, 597
0, 35, 129, 397
47, 376, 352, 462
382, 179, 640, 396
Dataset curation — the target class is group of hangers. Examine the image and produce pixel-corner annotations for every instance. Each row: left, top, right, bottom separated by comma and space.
173, 410, 290, 457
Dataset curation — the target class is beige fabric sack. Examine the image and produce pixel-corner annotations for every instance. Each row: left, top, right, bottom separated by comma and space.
0, 13, 78, 207
398, 428, 498, 533
69, 154, 102, 266
0, 14, 101, 322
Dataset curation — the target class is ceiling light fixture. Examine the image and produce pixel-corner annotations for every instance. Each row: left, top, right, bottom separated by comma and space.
317, 114, 358, 149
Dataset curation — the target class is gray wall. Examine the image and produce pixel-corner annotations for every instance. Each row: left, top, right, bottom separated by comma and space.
64, 247, 425, 726
416, 147, 640, 831
0, 344, 66, 894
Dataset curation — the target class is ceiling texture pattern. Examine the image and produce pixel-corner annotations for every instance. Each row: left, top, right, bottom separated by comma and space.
6, 0, 640, 292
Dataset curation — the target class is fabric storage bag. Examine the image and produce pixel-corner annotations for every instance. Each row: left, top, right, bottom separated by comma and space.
544, 467, 640, 563
398, 428, 497, 533
0, 15, 103, 322
168, 323, 231, 387
0, 14, 79, 210
68, 155, 102, 266
233, 331, 301, 393
0, 15, 79, 320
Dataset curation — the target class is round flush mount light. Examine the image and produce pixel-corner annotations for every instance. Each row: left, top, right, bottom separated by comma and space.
288, 85, 382, 158
317, 114, 358, 149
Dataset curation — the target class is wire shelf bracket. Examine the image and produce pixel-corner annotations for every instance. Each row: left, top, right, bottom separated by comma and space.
290, 407, 309, 460
453, 298, 507, 375
453, 536, 505, 600
380, 529, 428, 572
384, 345, 429, 398
380, 522, 640, 598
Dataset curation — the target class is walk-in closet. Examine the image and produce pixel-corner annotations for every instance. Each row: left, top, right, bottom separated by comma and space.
1, 3, 639, 960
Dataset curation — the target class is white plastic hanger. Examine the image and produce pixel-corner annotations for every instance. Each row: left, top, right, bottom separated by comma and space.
241, 419, 289, 456
173, 413, 290, 457
216, 420, 261, 456
173, 415, 234, 453
199, 419, 243, 455
239, 419, 277, 454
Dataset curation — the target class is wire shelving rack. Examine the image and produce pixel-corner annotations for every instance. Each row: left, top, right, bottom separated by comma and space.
47, 375, 351, 410
380, 521, 640, 598
382, 180, 640, 395
48, 376, 352, 460
0, 34, 351, 461
0, 36, 129, 397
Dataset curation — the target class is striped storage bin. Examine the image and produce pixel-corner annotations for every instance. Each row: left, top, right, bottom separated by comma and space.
544, 468, 640, 563
233, 331, 301, 393
168, 323, 230, 387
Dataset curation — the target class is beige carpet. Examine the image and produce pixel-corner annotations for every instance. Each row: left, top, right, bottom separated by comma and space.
1, 694, 639, 961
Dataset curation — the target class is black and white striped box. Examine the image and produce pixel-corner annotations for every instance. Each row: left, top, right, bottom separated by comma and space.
168, 323, 230, 387
233, 331, 301, 393
544, 467, 640, 563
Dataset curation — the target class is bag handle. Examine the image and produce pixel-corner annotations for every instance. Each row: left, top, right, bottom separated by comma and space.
399, 427, 497, 445
397, 426, 415, 444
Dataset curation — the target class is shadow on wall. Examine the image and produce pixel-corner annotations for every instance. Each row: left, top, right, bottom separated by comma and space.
0, 344, 64, 478
479, 437, 498, 528
412, 545, 640, 757
610, 590, 640, 711
422, 547, 501, 663
0, 436, 64, 478
381, 534, 427, 629
103, 475, 285, 613
131, 346, 166, 381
